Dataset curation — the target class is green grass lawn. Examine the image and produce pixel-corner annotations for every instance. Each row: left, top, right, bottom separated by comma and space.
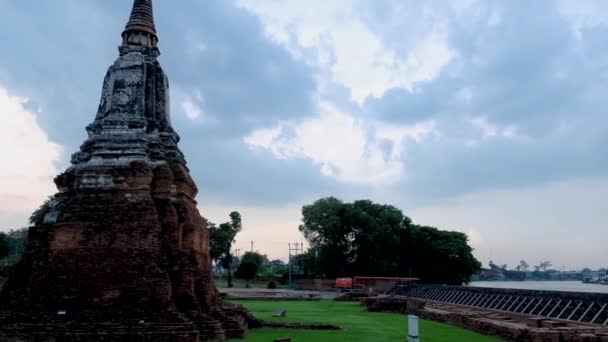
228, 300, 504, 342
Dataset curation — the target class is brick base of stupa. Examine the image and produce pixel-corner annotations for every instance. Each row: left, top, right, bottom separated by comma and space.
0, 161, 261, 341
0, 1, 262, 340
0, 303, 256, 341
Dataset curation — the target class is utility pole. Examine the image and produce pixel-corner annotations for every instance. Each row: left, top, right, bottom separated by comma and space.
250, 241, 254, 253
288, 243, 292, 289
294, 242, 303, 275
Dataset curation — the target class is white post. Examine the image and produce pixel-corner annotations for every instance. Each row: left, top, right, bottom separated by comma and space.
408, 315, 420, 342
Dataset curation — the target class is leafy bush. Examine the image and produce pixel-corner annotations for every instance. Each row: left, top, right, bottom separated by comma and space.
236, 260, 259, 287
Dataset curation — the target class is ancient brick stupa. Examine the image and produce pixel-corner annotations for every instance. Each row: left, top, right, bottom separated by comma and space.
0, 1, 258, 341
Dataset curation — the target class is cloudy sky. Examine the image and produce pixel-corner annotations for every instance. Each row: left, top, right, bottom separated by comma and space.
1, 0, 607, 269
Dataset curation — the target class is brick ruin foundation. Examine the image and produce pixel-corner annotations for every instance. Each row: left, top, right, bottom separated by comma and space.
363, 296, 608, 341
0, 1, 260, 341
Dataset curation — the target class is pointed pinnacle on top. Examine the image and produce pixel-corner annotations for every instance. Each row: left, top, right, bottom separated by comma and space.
122, 0, 158, 47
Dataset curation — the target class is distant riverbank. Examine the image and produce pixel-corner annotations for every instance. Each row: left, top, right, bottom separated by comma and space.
470, 280, 608, 294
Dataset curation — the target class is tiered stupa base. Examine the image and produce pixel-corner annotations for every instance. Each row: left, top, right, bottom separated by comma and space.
0, 303, 256, 341
0, 160, 260, 341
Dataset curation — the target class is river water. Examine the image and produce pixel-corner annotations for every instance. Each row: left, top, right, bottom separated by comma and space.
469, 281, 608, 294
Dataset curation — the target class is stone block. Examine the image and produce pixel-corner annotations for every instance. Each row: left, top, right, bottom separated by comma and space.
273, 310, 287, 318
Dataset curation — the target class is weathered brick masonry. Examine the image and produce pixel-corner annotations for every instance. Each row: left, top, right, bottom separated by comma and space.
0, 1, 259, 341
363, 295, 608, 341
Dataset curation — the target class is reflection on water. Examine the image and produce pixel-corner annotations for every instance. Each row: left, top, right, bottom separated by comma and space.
470, 281, 608, 294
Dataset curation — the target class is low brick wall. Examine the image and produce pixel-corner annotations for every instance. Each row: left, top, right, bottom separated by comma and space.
0, 324, 201, 342
362, 296, 425, 313
362, 296, 608, 341
294, 279, 336, 291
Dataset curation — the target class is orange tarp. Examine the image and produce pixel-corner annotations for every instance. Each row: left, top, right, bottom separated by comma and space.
335, 278, 353, 288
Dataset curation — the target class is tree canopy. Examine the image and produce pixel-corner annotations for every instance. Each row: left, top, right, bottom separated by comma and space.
399, 225, 481, 285
0, 228, 28, 275
235, 261, 258, 284
0, 233, 9, 260
299, 197, 481, 285
235, 252, 263, 285
240, 251, 263, 268
0, 228, 27, 260
209, 212, 242, 264
208, 211, 243, 288
515, 260, 530, 272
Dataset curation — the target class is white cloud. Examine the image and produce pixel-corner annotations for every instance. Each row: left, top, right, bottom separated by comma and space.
181, 98, 203, 120
174, 87, 218, 125
470, 116, 518, 140
179, 89, 207, 122
558, 0, 608, 37
0, 84, 62, 227
244, 102, 437, 185
243, 126, 282, 150
237, 0, 455, 103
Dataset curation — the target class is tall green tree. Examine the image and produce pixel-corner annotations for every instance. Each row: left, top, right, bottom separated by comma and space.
208, 222, 223, 263
299, 197, 350, 277
229, 211, 242, 233
345, 200, 406, 276
235, 261, 258, 288
0, 228, 28, 271
299, 197, 481, 284
219, 222, 237, 287
240, 251, 263, 268
399, 225, 481, 284
536, 261, 552, 272
208, 211, 243, 288
8, 228, 27, 255
0, 233, 9, 260
236, 251, 263, 287
220, 253, 234, 286
515, 260, 529, 272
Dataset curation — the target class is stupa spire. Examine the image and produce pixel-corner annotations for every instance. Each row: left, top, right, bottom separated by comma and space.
122, 0, 158, 49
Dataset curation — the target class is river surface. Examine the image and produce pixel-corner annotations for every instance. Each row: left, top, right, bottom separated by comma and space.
469, 281, 608, 294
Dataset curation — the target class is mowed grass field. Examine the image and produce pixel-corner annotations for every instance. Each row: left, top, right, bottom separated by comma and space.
228, 300, 504, 342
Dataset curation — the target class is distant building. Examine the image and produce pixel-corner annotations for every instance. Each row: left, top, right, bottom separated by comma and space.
268, 259, 286, 268
479, 268, 506, 281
